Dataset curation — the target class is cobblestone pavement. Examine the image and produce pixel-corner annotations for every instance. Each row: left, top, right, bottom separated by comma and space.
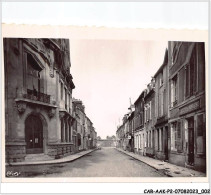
6, 147, 167, 177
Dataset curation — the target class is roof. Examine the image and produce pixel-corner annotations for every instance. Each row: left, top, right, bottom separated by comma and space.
154, 48, 168, 78
134, 90, 145, 105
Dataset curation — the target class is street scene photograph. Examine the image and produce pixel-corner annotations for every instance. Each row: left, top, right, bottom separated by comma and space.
3, 37, 206, 178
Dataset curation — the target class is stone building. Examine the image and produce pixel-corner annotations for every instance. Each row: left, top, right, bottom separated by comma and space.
144, 80, 156, 157
90, 127, 97, 149
116, 124, 124, 149
168, 41, 206, 172
86, 116, 92, 149
122, 114, 130, 151
72, 99, 86, 151
134, 90, 145, 155
154, 49, 169, 161
4, 38, 75, 162
127, 111, 135, 152
72, 98, 96, 151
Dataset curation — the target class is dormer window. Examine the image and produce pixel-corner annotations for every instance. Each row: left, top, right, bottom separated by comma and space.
171, 42, 182, 66
159, 72, 163, 87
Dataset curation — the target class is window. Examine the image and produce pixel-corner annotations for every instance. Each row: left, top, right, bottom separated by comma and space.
159, 72, 163, 87
185, 46, 197, 98
160, 129, 163, 151
149, 131, 151, 148
26, 53, 43, 95
144, 102, 152, 122
65, 120, 68, 142
68, 93, 71, 113
157, 129, 160, 151
60, 82, 63, 100
61, 119, 64, 142
170, 122, 182, 152
171, 76, 178, 107
139, 134, 141, 149
149, 101, 151, 120
171, 123, 177, 151
144, 107, 147, 123
65, 88, 67, 109
160, 91, 164, 116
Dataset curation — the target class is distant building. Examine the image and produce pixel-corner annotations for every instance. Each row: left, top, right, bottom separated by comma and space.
97, 139, 116, 147
72, 98, 97, 151
72, 99, 86, 151
116, 124, 124, 149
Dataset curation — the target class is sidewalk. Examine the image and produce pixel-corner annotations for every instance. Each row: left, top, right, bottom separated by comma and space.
6, 149, 97, 166
115, 148, 206, 177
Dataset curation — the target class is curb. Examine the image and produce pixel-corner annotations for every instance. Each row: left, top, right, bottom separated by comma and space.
6, 148, 97, 167
115, 148, 172, 177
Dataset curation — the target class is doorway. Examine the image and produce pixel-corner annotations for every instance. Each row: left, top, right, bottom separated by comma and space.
25, 115, 43, 154
164, 126, 168, 161
188, 117, 194, 165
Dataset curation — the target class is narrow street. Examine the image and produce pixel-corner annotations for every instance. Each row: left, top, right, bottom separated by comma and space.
6, 148, 167, 177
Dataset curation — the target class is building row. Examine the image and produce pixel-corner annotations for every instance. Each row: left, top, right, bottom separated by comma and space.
116, 41, 206, 172
4, 38, 97, 163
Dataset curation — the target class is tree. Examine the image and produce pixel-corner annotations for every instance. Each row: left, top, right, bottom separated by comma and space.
97, 136, 101, 140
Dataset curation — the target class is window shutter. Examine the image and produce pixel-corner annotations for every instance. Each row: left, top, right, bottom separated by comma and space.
150, 102, 152, 120
163, 89, 166, 115
171, 82, 174, 107
185, 64, 190, 98
179, 67, 185, 103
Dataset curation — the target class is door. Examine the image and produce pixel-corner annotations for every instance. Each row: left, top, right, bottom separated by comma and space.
25, 115, 43, 154
188, 117, 194, 165
164, 126, 168, 160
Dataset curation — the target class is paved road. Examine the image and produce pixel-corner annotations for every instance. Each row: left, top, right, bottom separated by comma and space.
6, 148, 167, 177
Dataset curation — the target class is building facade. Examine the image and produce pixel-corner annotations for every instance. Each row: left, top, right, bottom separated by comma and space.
72, 99, 86, 151
134, 91, 145, 155
144, 80, 156, 158
154, 49, 169, 161
4, 38, 75, 162
168, 41, 206, 172
116, 41, 206, 172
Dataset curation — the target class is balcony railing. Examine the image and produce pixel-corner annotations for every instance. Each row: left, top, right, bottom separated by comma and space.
23, 89, 51, 104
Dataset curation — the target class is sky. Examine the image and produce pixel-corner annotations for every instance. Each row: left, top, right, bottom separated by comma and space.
2, 2, 208, 139
70, 39, 167, 138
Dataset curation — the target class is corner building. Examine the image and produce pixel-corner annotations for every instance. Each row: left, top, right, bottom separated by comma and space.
4, 38, 75, 162
168, 41, 206, 172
